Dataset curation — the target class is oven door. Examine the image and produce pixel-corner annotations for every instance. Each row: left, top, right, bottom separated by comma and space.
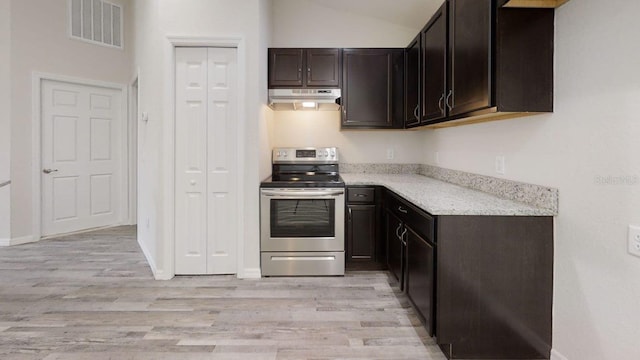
260, 188, 345, 252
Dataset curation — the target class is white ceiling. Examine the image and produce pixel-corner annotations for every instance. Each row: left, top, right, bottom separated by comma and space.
304, 0, 444, 31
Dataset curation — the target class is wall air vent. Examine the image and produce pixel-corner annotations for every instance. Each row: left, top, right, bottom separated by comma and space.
69, 0, 123, 49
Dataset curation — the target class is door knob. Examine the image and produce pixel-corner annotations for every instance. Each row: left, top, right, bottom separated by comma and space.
43, 169, 58, 174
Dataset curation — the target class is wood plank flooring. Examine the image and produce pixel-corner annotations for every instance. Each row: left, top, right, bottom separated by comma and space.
0, 226, 446, 359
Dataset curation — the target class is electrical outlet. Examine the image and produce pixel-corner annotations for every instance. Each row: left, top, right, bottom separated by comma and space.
628, 225, 640, 257
495, 156, 506, 175
386, 148, 394, 160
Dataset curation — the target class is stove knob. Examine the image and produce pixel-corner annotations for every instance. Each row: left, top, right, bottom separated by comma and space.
330, 150, 336, 157
324, 150, 329, 157
283, 152, 288, 157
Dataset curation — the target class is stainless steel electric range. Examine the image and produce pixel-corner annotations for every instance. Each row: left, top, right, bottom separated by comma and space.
260, 147, 345, 276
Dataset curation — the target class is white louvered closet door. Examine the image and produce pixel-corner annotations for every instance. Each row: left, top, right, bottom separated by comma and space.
175, 47, 238, 275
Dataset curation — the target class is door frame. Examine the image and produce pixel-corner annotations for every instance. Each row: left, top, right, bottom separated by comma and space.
164, 36, 247, 279
31, 72, 129, 240
128, 71, 139, 225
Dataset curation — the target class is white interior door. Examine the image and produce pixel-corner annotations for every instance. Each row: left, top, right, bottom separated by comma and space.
175, 47, 238, 275
206, 48, 237, 274
41, 80, 123, 236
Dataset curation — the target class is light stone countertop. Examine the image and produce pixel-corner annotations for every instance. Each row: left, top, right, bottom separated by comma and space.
341, 173, 555, 216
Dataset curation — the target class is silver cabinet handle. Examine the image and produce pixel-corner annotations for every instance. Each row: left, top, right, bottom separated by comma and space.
354, 193, 367, 198
413, 104, 419, 120
43, 169, 58, 174
445, 90, 453, 111
398, 206, 408, 214
400, 228, 408, 245
438, 93, 445, 112
395, 223, 403, 239
298, 67, 302, 80
348, 207, 352, 221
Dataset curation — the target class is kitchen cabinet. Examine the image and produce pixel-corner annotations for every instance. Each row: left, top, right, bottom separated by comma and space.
421, 2, 448, 124
385, 190, 436, 335
346, 187, 385, 269
405, 35, 421, 128
268, 48, 341, 88
448, 0, 493, 117
406, 226, 435, 336
385, 208, 404, 286
341, 49, 404, 129
414, 0, 554, 128
436, 216, 553, 359
381, 186, 553, 356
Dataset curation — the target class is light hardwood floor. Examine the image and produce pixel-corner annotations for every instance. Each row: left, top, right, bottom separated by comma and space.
0, 226, 446, 359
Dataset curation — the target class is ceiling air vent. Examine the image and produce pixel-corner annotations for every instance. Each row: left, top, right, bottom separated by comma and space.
69, 0, 123, 49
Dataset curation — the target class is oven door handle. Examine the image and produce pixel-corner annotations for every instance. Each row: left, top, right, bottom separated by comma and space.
261, 189, 344, 197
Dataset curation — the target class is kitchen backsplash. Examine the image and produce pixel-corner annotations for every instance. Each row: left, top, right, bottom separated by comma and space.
341, 163, 559, 214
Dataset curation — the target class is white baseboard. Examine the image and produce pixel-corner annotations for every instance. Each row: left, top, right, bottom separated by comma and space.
551, 349, 569, 360
136, 237, 167, 279
0, 235, 36, 247
242, 267, 262, 279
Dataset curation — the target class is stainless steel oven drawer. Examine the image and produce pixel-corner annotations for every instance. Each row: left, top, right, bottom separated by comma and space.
261, 251, 345, 276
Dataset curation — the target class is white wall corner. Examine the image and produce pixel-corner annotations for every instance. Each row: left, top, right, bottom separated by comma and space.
136, 236, 171, 280
0, 235, 36, 247
551, 349, 569, 360
241, 268, 262, 279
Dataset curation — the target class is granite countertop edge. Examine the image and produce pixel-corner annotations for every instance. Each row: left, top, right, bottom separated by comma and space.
341, 173, 556, 217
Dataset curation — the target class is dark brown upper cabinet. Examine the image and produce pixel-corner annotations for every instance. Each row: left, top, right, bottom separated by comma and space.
421, 2, 448, 124
405, 35, 421, 128
448, 0, 493, 117
268, 48, 341, 88
341, 49, 404, 129
412, 0, 554, 128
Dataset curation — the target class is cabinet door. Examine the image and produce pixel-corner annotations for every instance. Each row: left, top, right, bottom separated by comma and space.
342, 49, 404, 129
449, 0, 493, 116
405, 35, 421, 128
268, 48, 304, 87
386, 210, 404, 285
406, 226, 435, 336
422, 2, 448, 124
305, 49, 341, 87
347, 204, 376, 262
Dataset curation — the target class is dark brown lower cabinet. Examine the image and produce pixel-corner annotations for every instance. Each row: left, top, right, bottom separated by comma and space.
406, 226, 435, 336
346, 204, 376, 261
436, 216, 553, 359
385, 209, 404, 287
346, 186, 385, 269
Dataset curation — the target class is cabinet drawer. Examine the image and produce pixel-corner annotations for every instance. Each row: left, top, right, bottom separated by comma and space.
347, 187, 375, 203
386, 191, 435, 243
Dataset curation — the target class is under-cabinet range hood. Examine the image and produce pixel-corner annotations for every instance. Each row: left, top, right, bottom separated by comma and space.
268, 88, 341, 111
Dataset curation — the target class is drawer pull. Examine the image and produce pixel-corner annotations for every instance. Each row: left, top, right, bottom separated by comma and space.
398, 206, 408, 214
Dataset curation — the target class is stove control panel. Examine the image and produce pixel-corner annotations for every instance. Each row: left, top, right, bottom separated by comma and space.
273, 147, 339, 163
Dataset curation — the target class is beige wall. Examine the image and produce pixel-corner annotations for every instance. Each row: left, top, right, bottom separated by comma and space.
9, 0, 133, 238
272, 111, 426, 164
423, 0, 640, 359
0, 0, 10, 240
269, 0, 426, 164
132, 0, 269, 278
271, 0, 420, 48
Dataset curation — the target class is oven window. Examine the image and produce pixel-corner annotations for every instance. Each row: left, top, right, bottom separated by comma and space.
270, 199, 335, 238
